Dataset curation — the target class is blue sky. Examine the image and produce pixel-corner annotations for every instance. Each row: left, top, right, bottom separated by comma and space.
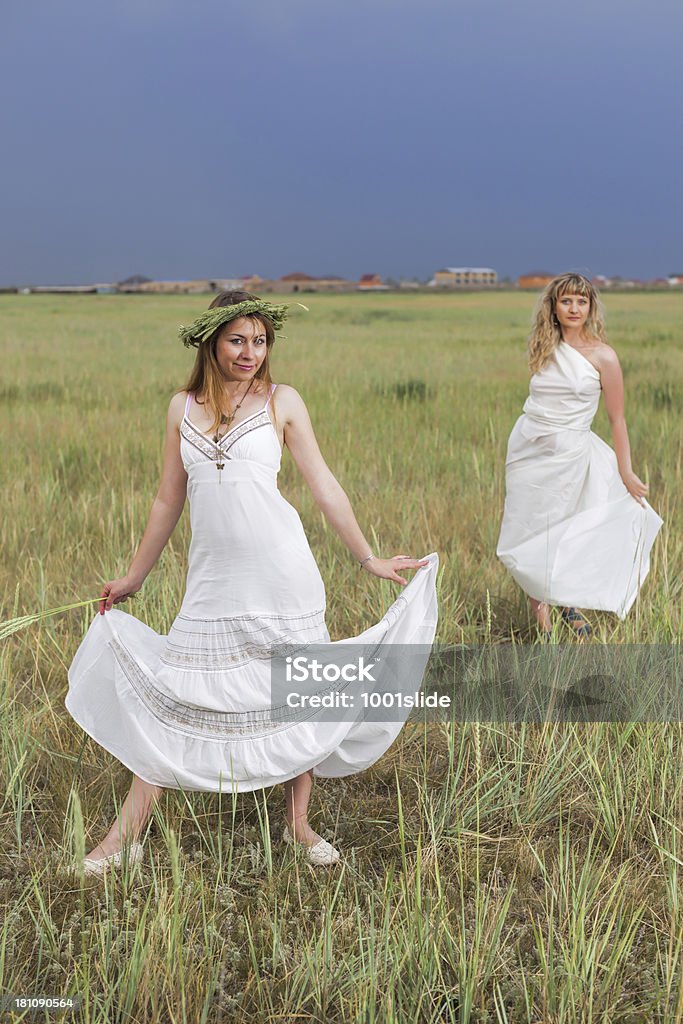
1, 0, 681, 284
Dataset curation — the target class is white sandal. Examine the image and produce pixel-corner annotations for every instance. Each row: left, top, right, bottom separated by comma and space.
282, 824, 340, 866
77, 840, 145, 877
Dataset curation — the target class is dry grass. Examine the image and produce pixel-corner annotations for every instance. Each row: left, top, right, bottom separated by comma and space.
1, 290, 682, 1022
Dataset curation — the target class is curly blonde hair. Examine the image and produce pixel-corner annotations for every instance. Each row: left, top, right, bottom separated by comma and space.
528, 273, 606, 374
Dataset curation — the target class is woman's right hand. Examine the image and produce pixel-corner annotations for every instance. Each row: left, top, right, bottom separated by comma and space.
99, 576, 142, 615
363, 555, 431, 586
621, 470, 649, 507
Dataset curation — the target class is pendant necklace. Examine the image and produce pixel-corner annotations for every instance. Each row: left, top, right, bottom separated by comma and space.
212, 378, 256, 483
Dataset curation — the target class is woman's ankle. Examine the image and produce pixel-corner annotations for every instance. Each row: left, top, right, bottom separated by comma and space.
286, 814, 308, 831
101, 817, 146, 850
531, 600, 551, 632
286, 816, 318, 840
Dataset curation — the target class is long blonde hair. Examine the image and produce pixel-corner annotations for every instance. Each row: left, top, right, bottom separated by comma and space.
528, 273, 606, 374
179, 290, 276, 434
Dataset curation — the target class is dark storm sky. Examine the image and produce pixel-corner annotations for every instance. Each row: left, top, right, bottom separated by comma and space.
1, 0, 681, 284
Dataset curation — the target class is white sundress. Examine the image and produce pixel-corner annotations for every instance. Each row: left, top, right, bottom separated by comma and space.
66, 385, 439, 791
496, 342, 663, 618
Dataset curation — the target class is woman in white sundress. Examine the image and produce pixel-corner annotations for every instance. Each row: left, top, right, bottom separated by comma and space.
496, 272, 662, 637
66, 290, 439, 872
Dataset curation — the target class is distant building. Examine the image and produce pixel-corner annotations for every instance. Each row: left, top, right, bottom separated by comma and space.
276, 272, 318, 293
200, 278, 250, 292
517, 272, 555, 289
429, 267, 497, 287
118, 274, 152, 287
272, 272, 352, 293
310, 276, 353, 292
27, 284, 99, 294
208, 275, 266, 293
601, 276, 638, 289
591, 275, 643, 289
116, 277, 265, 295
113, 273, 350, 296
667, 274, 683, 286
117, 279, 207, 294
242, 275, 267, 292
357, 273, 387, 290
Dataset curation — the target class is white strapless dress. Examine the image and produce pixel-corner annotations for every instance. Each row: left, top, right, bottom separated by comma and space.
65, 386, 439, 791
496, 342, 662, 618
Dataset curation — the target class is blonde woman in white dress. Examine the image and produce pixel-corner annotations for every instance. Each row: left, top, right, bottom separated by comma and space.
497, 272, 662, 637
66, 290, 439, 873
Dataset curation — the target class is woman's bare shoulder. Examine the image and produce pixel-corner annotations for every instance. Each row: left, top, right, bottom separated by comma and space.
167, 390, 188, 429
271, 383, 306, 413
272, 382, 300, 398
589, 341, 620, 371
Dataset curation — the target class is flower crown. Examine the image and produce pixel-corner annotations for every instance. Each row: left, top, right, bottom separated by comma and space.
178, 299, 291, 349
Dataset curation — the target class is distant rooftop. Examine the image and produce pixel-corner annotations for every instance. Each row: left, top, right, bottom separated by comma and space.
118, 274, 152, 285
442, 267, 497, 274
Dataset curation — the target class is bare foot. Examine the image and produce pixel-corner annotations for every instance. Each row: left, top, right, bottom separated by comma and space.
85, 829, 141, 861
84, 774, 161, 860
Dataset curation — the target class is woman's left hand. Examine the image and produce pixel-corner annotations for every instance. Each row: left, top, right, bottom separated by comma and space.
621, 470, 649, 507
362, 555, 431, 586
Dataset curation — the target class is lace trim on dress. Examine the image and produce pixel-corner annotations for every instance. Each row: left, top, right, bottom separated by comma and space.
160, 608, 327, 672
179, 420, 216, 461
180, 410, 273, 462
222, 410, 273, 455
109, 636, 302, 739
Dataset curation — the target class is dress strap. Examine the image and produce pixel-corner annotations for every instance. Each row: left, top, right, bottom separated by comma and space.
265, 383, 277, 409
184, 391, 193, 417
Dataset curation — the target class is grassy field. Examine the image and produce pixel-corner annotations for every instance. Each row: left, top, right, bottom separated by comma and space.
1, 291, 682, 1021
